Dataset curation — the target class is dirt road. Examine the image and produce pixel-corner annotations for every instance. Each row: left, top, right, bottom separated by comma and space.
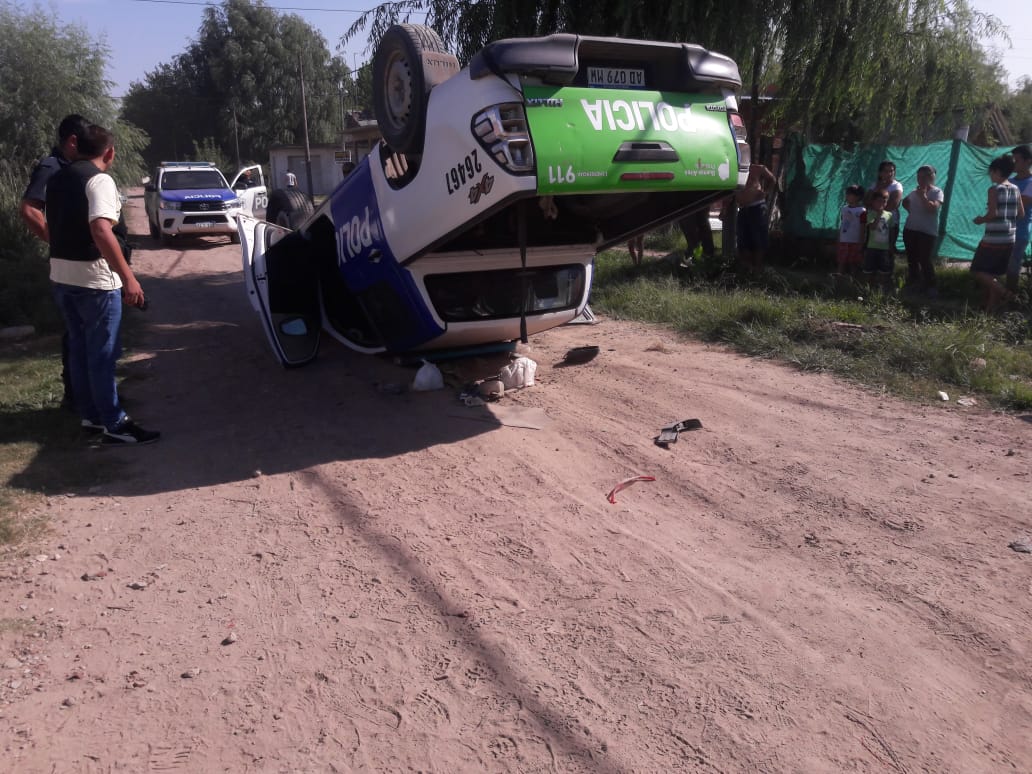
2, 192, 1031, 773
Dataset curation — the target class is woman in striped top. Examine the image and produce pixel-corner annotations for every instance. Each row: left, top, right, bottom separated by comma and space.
972, 154, 1024, 311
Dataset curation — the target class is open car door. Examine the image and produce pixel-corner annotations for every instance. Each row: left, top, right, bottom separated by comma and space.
231, 164, 268, 220
238, 214, 320, 367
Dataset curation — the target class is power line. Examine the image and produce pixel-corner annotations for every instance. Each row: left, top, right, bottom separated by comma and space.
129, 0, 367, 12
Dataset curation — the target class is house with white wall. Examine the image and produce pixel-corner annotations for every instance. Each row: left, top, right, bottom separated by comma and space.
268, 116, 382, 197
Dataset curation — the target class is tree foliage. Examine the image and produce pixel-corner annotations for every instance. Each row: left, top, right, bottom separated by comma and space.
122, 0, 350, 170
0, 2, 147, 187
1001, 78, 1032, 144
347, 62, 374, 119
0, 2, 147, 329
773, 0, 1006, 144
343, 0, 1006, 146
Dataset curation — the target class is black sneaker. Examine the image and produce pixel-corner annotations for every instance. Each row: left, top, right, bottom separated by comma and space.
81, 419, 105, 434
102, 418, 160, 446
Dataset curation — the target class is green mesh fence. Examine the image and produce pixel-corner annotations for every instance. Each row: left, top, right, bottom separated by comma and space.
782, 135, 1009, 262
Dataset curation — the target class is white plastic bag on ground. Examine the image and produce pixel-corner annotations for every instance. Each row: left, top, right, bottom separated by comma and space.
412, 360, 444, 391
499, 356, 537, 390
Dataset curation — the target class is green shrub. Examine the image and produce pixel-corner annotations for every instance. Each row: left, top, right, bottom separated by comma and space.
0, 166, 61, 331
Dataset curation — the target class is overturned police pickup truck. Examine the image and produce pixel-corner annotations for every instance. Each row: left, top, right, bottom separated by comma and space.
239, 25, 748, 366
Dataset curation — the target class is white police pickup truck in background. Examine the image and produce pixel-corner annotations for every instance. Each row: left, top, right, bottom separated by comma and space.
144, 162, 267, 245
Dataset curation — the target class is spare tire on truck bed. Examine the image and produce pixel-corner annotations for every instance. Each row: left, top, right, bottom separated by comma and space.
266, 188, 314, 230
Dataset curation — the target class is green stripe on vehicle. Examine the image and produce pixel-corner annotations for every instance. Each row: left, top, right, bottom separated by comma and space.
523, 85, 739, 195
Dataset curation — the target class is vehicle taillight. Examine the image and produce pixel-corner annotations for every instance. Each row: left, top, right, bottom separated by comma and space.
729, 111, 751, 170
473, 104, 535, 174
730, 112, 747, 140
619, 172, 675, 182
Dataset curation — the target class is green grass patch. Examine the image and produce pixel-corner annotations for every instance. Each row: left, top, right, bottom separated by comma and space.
0, 337, 123, 546
0, 168, 130, 547
592, 250, 1032, 411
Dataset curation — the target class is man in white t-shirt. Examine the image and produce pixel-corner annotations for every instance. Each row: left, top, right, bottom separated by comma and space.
45, 124, 160, 445
901, 165, 944, 296
285, 169, 298, 188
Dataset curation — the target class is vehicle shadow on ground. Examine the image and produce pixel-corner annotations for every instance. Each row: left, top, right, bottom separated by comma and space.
7, 267, 504, 498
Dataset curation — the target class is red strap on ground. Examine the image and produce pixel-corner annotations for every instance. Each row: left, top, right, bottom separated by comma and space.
606, 475, 656, 504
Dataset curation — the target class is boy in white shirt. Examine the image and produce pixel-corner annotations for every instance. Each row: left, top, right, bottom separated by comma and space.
837, 184, 866, 276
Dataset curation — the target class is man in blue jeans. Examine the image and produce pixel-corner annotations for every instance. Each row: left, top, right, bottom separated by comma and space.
20, 114, 91, 409
45, 124, 160, 445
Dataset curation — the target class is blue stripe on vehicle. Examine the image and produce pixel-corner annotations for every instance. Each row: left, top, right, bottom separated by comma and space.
329, 160, 445, 350
160, 189, 236, 202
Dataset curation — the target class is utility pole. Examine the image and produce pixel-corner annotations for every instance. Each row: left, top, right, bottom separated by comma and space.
233, 106, 241, 169
299, 53, 315, 204
338, 79, 345, 138
352, 54, 360, 113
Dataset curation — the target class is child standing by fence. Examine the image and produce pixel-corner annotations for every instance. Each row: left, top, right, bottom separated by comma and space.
867, 160, 904, 261
1007, 144, 1032, 293
837, 184, 866, 276
863, 190, 894, 291
972, 154, 1024, 311
901, 165, 944, 297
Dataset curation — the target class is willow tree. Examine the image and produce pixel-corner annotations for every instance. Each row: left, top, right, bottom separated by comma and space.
774, 0, 1006, 144
343, 0, 1005, 145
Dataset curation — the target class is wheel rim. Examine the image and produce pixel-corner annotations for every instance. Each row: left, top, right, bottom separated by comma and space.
383, 52, 413, 130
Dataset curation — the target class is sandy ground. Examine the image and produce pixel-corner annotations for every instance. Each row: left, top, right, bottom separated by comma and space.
1, 192, 1031, 773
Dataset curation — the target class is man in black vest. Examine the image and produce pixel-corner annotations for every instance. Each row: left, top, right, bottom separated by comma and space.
20, 115, 88, 241
20, 114, 90, 409
46, 124, 160, 445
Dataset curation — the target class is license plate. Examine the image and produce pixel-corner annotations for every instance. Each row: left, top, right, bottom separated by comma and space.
587, 66, 645, 89
195, 222, 216, 228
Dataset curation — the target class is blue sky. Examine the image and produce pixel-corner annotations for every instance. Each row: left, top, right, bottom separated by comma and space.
41, 0, 1032, 98
975, 0, 1032, 88
46, 0, 408, 97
